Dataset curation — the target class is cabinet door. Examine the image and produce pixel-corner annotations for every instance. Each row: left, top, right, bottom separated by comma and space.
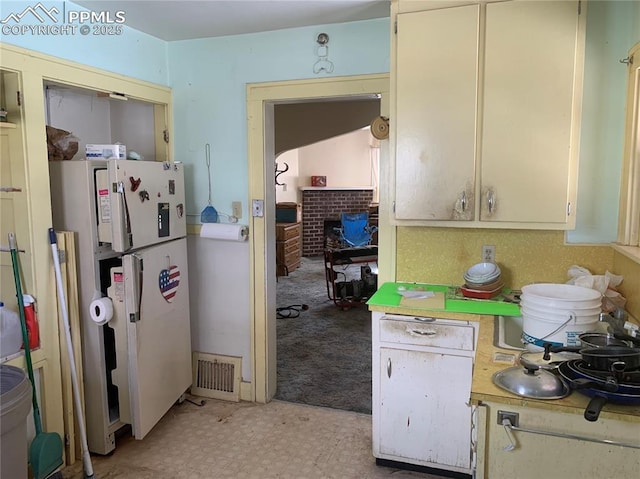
480, 1, 581, 224
0, 70, 33, 307
378, 347, 473, 469
394, 5, 479, 221
480, 402, 639, 479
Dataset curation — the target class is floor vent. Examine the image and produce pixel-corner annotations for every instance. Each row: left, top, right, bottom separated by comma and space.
191, 353, 241, 402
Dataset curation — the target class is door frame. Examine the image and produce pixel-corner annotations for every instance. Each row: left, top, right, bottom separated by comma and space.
247, 73, 392, 403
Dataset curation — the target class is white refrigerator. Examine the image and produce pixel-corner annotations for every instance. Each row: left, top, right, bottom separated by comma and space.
50, 159, 191, 454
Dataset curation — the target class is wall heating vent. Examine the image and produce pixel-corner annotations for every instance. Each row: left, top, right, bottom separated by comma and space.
191, 352, 241, 402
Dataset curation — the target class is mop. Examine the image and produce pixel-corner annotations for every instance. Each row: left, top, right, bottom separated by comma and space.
200, 143, 219, 223
48, 228, 95, 479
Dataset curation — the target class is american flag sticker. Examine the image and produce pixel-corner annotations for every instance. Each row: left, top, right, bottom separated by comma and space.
159, 265, 180, 302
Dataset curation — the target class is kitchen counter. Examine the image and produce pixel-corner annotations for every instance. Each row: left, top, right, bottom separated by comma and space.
368, 281, 521, 316
368, 282, 640, 424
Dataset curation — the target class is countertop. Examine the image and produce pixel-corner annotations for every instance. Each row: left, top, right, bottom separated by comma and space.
368, 281, 521, 316
368, 282, 640, 424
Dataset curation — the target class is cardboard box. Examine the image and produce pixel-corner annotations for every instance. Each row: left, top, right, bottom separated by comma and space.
86, 144, 126, 160
311, 176, 327, 187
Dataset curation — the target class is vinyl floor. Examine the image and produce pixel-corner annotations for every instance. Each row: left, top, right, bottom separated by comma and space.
61, 398, 445, 479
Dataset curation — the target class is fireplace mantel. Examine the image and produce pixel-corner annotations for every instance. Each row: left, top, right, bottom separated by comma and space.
299, 186, 375, 191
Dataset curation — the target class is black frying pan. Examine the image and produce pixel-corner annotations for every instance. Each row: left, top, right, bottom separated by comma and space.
544, 343, 640, 371
557, 360, 640, 421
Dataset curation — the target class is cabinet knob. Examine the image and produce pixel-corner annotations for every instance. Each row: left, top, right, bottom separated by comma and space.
387, 357, 392, 378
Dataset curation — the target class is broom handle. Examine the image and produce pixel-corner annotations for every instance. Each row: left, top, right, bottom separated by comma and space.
48, 229, 94, 478
8, 233, 43, 435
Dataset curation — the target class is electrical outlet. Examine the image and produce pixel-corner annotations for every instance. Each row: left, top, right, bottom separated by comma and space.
482, 245, 496, 263
232, 201, 242, 219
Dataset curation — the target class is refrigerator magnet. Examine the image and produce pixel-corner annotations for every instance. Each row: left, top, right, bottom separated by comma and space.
159, 265, 180, 302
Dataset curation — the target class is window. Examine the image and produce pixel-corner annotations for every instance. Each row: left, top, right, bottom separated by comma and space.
617, 42, 640, 249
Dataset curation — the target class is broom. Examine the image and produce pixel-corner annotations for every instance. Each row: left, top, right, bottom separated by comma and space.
8, 232, 64, 479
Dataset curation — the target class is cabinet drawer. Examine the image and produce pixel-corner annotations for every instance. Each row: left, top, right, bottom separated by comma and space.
277, 249, 300, 266
276, 222, 300, 241
276, 237, 300, 255
379, 317, 475, 351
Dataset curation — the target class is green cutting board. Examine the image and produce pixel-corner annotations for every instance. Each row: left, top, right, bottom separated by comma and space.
367, 282, 521, 317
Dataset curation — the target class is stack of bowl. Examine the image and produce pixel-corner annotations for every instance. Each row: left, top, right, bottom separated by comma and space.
461, 262, 503, 298
520, 283, 602, 351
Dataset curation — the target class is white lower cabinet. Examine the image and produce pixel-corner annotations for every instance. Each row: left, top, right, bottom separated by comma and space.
476, 401, 640, 479
372, 313, 478, 475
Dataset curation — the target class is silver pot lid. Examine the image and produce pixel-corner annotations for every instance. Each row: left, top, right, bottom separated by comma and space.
492, 364, 571, 400
518, 350, 581, 370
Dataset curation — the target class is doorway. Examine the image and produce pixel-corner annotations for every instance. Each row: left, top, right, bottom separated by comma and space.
247, 74, 392, 404
273, 125, 379, 413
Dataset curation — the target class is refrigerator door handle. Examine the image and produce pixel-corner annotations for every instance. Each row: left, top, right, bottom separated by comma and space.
116, 181, 133, 251
126, 253, 143, 323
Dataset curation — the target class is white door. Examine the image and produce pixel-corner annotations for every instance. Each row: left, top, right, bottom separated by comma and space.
123, 237, 191, 439
109, 160, 187, 252
379, 347, 473, 469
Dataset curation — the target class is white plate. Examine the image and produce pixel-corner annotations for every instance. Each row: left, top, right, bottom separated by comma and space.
465, 262, 500, 279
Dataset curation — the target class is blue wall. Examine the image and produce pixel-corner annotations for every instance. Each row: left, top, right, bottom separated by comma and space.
0, 1, 168, 84
2, 0, 637, 240
166, 19, 390, 221
568, 0, 640, 243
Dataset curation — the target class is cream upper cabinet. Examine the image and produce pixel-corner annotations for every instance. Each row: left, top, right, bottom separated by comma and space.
394, 5, 479, 221
392, 0, 585, 229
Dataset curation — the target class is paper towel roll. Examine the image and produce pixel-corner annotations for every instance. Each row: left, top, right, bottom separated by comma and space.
200, 223, 248, 241
90, 297, 113, 326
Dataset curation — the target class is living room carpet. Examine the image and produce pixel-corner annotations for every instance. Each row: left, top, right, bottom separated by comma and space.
275, 256, 374, 414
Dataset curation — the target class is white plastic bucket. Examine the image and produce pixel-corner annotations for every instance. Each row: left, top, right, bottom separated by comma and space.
521, 283, 602, 308
520, 306, 599, 325
521, 294, 601, 311
521, 309, 599, 351
519, 301, 601, 319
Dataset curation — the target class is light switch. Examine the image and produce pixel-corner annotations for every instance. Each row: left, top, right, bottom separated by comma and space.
232, 201, 242, 219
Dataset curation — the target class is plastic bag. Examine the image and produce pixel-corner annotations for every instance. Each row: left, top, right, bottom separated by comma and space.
46, 125, 79, 161
566, 265, 626, 313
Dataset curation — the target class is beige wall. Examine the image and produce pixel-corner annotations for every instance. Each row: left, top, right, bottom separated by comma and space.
275, 128, 378, 204
275, 149, 300, 203
298, 128, 375, 188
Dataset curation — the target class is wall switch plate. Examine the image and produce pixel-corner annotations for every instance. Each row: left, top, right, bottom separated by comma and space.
482, 245, 496, 263
252, 199, 264, 217
232, 201, 242, 219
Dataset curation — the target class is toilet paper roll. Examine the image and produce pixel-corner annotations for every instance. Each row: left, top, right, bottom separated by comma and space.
89, 297, 113, 326
200, 223, 248, 242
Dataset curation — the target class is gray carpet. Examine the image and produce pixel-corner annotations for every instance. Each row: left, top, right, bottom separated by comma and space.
275, 256, 374, 414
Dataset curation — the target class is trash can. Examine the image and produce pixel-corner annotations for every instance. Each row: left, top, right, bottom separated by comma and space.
1, 364, 32, 479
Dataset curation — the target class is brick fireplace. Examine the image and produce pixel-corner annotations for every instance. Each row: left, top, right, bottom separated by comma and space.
300, 187, 375, 256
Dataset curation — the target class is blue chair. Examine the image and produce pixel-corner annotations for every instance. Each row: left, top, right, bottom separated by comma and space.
335, 212, 378, 248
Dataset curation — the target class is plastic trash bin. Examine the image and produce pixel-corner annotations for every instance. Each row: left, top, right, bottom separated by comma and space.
1, 364, 32, 479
